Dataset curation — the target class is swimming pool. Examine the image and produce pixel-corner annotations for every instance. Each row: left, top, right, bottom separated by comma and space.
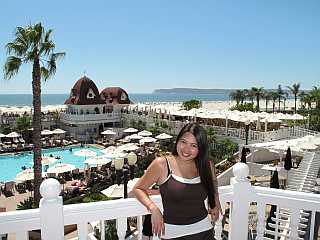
0, 146, 103, 182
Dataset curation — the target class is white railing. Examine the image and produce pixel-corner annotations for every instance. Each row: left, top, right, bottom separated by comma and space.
123, 112, 320, 144
60, 112, 121, 124
1, 163, 320, 240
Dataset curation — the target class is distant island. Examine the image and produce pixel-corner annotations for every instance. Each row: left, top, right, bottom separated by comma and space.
153, 88, 233, 94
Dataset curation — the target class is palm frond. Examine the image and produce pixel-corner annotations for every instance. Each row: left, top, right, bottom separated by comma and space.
39, 41, 55, 56
40, 67, 50, 80
44, 29, 53, 43
4, 56, 22, 80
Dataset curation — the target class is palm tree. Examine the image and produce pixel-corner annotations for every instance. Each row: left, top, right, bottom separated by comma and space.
300, 92, 312, 110
277, 85, 285, 112
52, 110, 61, 129
4, 23, 65, 205
282, 91, 289, 112
251, 87, 264, 112
270, 91, 279, 113
229, 90, 242, 107
310, 86, 320, 109
287, 83, 300, 113
15, 115, 32, 142
262, 90, 271, 112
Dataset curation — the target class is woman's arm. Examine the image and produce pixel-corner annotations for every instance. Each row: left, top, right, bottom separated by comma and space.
133, 157, 166, 237
209, 162, 222, 222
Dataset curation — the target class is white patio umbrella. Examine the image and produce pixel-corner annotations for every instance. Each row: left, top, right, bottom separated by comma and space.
6, 132, 20, 138
118, 143, 140, 152
155, 133, 173, 140
101, 178, 140, 198
41, 156, 58, 165
47, 163, 76, 174
126, 134, 143, 140
101, 146, 117, 154
138, 130, 153, 137
139, 137, 157, 144
0, 133, 6, 138
15, 169, 34, 182
123, 128, 138, 133
73, 149, 97, 158
84, 155, 112, 166
51, 128, 66, 134
101, 129, 116, 135
298, 141, 318, 151
102, 151, 128, 159
41, 129, 53, 136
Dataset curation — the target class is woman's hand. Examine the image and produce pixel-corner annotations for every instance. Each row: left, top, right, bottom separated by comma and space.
209, 198, 223, 222
149, 204, 165, 237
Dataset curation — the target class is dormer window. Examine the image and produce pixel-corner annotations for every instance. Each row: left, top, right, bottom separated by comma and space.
120, 92, 127, 101
87, 88, 96, 99
71, 89, 77, 97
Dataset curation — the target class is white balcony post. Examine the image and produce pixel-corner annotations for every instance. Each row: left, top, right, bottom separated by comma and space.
229, 163, 252, 240
39, 178, 64, 240
116, 217, 127, 240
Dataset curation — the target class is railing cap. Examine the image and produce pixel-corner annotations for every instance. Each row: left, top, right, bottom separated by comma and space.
40, 178, 61, 199
233, 162, 249, 181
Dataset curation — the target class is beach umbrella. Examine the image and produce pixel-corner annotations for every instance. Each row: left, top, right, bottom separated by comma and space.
155, 133, 173, 140
0, 133, 6, 138
118, 143, 140, 152
284, 147, 292, 171
84, 155, 112, 166
139, 137, 157, 144
101, 178, 139, 198
47, 163, 76, 174
15, 169, 34, 182
51, 128, 66, 134
123, 128, 138, 133
6, 132, 20, 138
101, 146, 117, 154
101, 129, 116, 135
41, 156, 58, 165
73, 149, 97, 158
126, 134, 143, 140
265, 170, 280, 234
101, 150, 127, 159
240, 147, 247, 163
138, 130, 153, 137
270, 170, 280, 189
41, 129, 53, 136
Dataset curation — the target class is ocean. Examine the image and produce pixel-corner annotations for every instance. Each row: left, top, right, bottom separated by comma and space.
0, 93, 232, 107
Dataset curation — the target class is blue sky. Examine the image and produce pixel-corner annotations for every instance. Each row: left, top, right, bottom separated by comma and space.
0, 0, 320, 94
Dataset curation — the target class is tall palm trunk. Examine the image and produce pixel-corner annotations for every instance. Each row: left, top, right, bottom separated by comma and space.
256, 96, 260, 112
294, 95, 297, 113
278, 97, 281, 112
32, 58, 42, 205
265, 100, 268, 112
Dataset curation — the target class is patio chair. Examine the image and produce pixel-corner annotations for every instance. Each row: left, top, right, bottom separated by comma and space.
71, 168, 80, 180
3, 181, 15, 195
15, 182, 27, 193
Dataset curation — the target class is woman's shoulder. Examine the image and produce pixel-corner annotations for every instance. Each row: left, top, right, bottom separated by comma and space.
152, 154, 174, 170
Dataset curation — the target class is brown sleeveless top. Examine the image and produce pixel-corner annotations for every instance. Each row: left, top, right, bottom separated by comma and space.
159, 158, 208, 225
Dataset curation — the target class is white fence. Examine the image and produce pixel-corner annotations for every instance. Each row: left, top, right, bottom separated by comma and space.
0, 163, 319, 240
123, 113, 319, 144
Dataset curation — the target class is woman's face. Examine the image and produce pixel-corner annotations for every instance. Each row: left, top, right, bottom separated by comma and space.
176, 132, 199, 162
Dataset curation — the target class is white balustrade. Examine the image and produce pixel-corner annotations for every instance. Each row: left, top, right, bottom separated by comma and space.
1, 163, 320, 239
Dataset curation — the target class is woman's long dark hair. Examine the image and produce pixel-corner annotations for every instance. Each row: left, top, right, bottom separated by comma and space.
172, 123, 216, 209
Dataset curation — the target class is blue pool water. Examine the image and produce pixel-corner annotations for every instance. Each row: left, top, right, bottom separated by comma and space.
0, 146, 103, 183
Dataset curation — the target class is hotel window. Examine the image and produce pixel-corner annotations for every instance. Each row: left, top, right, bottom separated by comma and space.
87, 88, 96, 99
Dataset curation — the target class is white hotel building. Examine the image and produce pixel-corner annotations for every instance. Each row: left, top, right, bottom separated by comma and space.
60, 76, 131, 142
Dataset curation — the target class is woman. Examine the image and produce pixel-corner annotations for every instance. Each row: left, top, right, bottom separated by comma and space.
133, 123, 221, 239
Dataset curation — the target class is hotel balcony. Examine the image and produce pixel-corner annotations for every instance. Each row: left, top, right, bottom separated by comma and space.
60, 112, 121, 125
0, 163, 319, 240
